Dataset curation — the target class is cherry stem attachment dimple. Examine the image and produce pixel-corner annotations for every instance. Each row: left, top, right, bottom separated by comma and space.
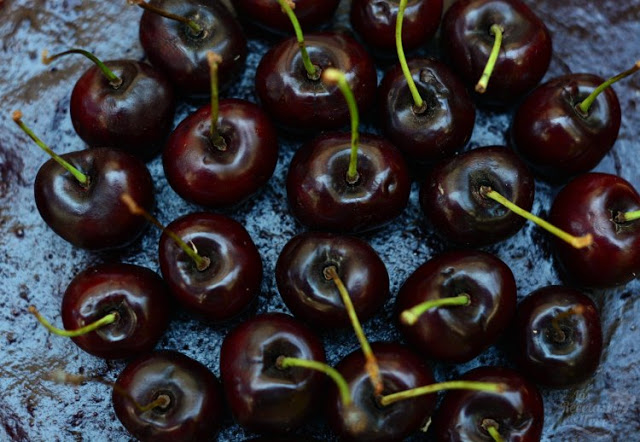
475, 24, 504, 93
129, 0, 203, 35
480, 186, 593, 249
120, 194, 211, 271
396, 0, 425, 111
550, 305, 585, 342
28, 306, 118, 337
322, 68, 360, 185
276, 0, 318, 80
277, 356, 352, 406
615, 209, 640, 223
400, 294, 470, 326
578, 61, 640, 115
482, 420, 505, 442
42, 48, 122, 88
11, 111, 89, 186
206, 51, 226, 151
378, 380, 506, 407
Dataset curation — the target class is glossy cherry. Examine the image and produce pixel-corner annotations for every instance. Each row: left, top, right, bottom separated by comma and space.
420, 146, 534, 246
220, 313, 326, 434
113, 350, 223, 441
549, 173, 640, 288
395, 250, 516, 363
158, 212, 262, 321
235, 0, 340, 34
275, 232, 389, 328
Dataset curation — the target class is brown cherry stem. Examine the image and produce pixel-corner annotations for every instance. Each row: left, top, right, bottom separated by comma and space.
29, 306, 118, 337
578, 61, 640, 115
129, 0, 203, 35
550, 305, 585, 342
475, 24, 504, 93
614, 209, 640, 223
378, 380, 506, 407
400, 294, 470, 326
42, 48, 122, 88
206, 51, 226, 150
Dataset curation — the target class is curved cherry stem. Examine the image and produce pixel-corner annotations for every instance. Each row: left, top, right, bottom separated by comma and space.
475, 24, 504, 93
378, 380, 506, 407
400, 294, 470, 326
482, 419, 505, 442
276, 0, 319, 80
207, 52, 227, 151
578, 61, 640, 115
277, 356, 352, 406
396, 0, 425, 112
615, 209, 640, 223
480, 187, 593, 249
29, 306, 118, 338
129, 0, 203, 35
120, 194, 211, 271
12, 111, 89, 186
42, 48, 122, 88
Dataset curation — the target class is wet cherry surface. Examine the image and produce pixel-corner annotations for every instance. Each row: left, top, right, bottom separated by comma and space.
1, 0, 639, 441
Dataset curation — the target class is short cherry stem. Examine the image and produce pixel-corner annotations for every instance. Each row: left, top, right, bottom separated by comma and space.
614, 209, 640, 223
120, 194, 211, 271
276, 0, 318, 80
11, 111, 89, 186
400, 294, 470, 326
322, 68, 360, 185
28, 306, 117, 337
138, 394, 171, 413
475, 24, 504, 93
42, 48, 122, 88
550, 305, 585, 342
129, 0, 203, 35
277, 356, 352, 406
378, 380, 506, 407
578, 61, 640, 115
482, 419, 505, 442
481, 187, 593, 249
207, 52, 226, 151
396, 0, 425, 111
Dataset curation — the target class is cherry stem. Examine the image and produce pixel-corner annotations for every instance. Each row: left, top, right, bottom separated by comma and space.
120, 194, 211, 271
206, 52, 226, 151
323, 266, 383, 396
378, 380, 506, 407
482, 419, 505, 442
129, 0, 203, 35
322, 68, 360, 185
276, 0, 318, 80
137, 394, 171, 413
396, 0, 425, 111
400, 294, 470, 326
11, 111, 89, 186
475, 24, 504, 93
480, 187, 593, 249
614, 209, 640, 223
578, 61, 640, 115
28, 306, 117, 337
277, 356, 352, 406
42, 48, 122, 88
550, 305, 585, 342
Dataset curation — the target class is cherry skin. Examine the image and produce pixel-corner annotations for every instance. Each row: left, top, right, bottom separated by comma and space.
255, 32, 377, 132
511, 74, 621, 181
514, 285, 603, 388
275, 232, 389, 329
441, 0, 552, 105
433, 366, 544, 441
350, 0, 443, 53
420, 146, 534, 246
287, 133, 410, 233
158, 212, 262, 321
549, 173, 640, 288
395, 250, 517, 363
325, 342, 436, 442
234, 0, 340, 34
34, 147, 154, 250
163, 99, 279, 208
378, 57, 475, 163
139, 0, 247, 97
70, 60, 175, 160
113, 350, 223, 442
219, 313, 326, 434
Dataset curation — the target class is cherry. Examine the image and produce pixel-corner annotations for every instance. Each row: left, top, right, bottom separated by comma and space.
395, 250, 516, 363
549, 173, 640, 288
219, 312, 326, 434
235, 0, 340, 34
441, 0, 552, 106
275, 232, 389, 328
433, 366, 544, 442
113, 350, 223, 441
514, 285, 603, 388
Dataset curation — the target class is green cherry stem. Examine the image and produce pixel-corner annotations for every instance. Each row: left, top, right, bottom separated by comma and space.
11, 111, 89, 186
28, 306, 118, 337
378, 380, 506, 407
396, 0, 425, 112
276, 0, 319, 80
481, 186, 593, 249
578, 61, 640, 115
129, 0, 203, 35
475, 24, 504, 93
277, 356, 352, 406
42, 48, 123, 88
206, 51, 227, 150
482, 419, 505, 442
615, 209, 640, 223
400, 294, 471, 326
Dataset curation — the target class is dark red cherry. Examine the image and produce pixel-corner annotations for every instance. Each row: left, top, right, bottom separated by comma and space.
514, 285, 603, 387
378, 57, 475, 163
235, 0, 340, 34
113, 350, 223, 441
139, 0, 247, 97
158, 212, 262, 321
441, 0, 552, 105
34, 147, 154, 250
350, 0, 442, 53
163, 99, 279, 208
395, 250, 516, 363
255, 32, 377, 132
420, 146, 534, 246
549, 173, 640, 288
220, 313, 326, 434
275, 232, 389, 328
511, 74, 621, 181
325, 342, 436, 442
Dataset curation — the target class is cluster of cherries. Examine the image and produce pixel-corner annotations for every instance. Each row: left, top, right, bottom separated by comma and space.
14, 0, 640, 441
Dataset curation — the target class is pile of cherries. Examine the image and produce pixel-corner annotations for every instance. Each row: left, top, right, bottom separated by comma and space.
15, 0, 640, 441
